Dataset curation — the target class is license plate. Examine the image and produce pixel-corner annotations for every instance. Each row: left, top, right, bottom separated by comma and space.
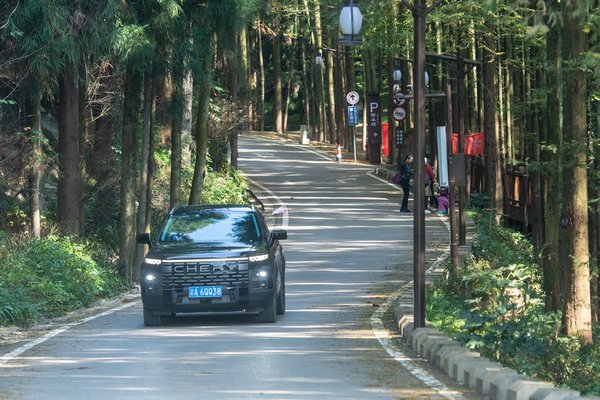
188, 286, 223, 298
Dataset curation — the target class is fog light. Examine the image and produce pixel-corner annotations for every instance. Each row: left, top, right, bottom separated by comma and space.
145, 274, 156, 281
257, 271, 268, 278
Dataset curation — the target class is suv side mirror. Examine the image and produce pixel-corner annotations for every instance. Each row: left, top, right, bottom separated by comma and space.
137, 233, 153, 247
270, 229, 287, 244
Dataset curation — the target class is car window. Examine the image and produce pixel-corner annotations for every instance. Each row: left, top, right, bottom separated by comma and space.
159, 209, 261, 246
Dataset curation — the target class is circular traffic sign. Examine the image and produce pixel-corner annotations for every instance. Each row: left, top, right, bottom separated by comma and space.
393, 92, 406, 106
393, 106, 407, 121
346, 91, 359, 105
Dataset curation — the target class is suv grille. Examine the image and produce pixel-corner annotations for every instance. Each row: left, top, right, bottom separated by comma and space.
161, 260, 250, 288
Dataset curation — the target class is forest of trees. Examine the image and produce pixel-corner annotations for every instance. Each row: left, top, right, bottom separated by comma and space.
0, 1, 598, 342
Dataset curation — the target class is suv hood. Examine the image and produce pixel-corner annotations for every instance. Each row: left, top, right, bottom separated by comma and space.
146, 245, 258, 261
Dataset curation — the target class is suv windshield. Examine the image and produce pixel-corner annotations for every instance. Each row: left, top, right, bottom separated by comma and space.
158, 208, 261, 246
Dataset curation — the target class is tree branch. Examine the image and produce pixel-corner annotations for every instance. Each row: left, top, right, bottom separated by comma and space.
401, 0, 415, 13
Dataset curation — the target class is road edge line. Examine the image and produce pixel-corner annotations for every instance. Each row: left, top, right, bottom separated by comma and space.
1, 301, 138, 365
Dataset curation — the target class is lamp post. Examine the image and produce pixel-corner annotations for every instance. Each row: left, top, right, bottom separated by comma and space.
338, 0, 362, 161
401, 0, 443, 329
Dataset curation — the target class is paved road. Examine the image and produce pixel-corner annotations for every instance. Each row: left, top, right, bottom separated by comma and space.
0, 134, 478, 399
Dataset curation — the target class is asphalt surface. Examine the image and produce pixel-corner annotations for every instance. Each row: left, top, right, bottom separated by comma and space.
0, 132, 481, 399
3, 132, 596, 399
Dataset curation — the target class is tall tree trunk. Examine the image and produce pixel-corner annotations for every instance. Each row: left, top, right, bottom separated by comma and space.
593, 100, 600, 323
91, 62, 117, 209
28, 84, 42, 238
258, 21, 266, 131
313, 0, 326, 142
560, 0, 592, 344
482, 32, 503, 215
240, 26, 253, 131
136, 68, 154, 280
274, 46, 283, 135
272, 1, 283, 134
119, 62, 142, 282
158, 74, 173, 146
189, 38, 214, 205
58, 61, 82, 236
529, 52, 543, 256
230, 29, 240, 167
326, 39, 337, 144
300, 22, 311, 130
78, 61, 89, 235
541, 19, 562, 312
170, 57, 184, 208
301, 0, 316, 135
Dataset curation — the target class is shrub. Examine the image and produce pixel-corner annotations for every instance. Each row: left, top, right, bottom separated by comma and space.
427, 209, 600, 396
0, 233, 127, 326
201, 169, 248, 205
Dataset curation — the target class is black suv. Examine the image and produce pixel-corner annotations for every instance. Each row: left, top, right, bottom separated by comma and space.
137, 205, 287, 326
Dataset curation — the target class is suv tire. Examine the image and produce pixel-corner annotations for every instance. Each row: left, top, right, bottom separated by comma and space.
276, 272, 285, 315
143, 307, 162, 327
258, 287, 277, 323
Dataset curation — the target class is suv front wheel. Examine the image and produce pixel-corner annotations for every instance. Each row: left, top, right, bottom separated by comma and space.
143, 307, 162, 327
258, 275, 278, 323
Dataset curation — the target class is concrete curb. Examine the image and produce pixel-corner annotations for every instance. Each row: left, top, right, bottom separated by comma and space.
394, 319, 600, 400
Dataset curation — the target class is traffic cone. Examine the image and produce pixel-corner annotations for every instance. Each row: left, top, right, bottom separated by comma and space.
335, 144, 342, 162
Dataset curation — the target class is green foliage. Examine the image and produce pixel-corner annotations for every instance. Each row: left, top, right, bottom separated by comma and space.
467, 192, 491, 210
427, 209, 600, 395
0, 234, 127, 326
0, 192, 29, 234
201, 169, 248, 205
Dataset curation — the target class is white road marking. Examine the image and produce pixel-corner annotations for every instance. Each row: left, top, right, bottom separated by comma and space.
1, 301, 138, 365
370, 290, 463, 399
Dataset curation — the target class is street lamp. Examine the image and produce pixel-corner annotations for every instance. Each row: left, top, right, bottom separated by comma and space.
339, 0, 362, 46
393, 68, 402, 84
315, 51, 324, 66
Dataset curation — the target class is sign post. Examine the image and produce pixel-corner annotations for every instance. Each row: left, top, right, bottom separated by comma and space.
367, 93, 382, 164
346, 91, 360, 162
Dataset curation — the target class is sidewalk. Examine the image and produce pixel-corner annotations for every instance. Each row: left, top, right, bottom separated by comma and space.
248, 130, 599, 400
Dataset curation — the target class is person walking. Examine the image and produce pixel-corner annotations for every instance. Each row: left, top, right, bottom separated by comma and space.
400, 155, 414, 212
424, 155, 436, 210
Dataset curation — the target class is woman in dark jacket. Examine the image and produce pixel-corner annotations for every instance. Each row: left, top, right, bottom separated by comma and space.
399, 155, 414, 212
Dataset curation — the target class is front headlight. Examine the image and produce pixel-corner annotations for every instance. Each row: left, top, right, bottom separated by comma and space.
144, 258, 162, 265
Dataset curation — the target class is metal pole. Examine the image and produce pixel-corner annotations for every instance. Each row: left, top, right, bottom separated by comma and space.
413, 0, 426, 329
457, 58, 467, 245
353, 126, 357, 162
445, 85, 459, 269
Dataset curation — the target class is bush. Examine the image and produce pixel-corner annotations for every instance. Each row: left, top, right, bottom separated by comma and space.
427, 209, 600, 396
0, 233, 127, 326
201, 169, 248, 205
